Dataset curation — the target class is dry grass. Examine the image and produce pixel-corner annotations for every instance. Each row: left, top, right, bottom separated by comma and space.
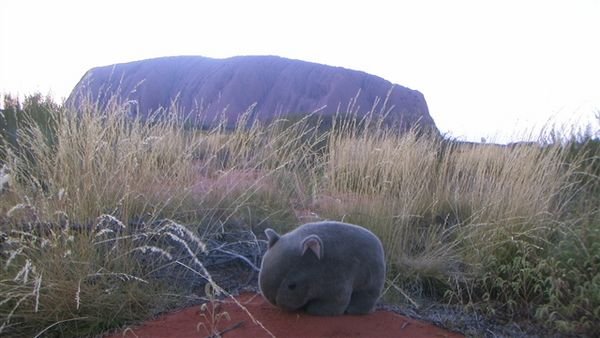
0, 94, 597, 336
319, 117, 594, 322
0, 98, 323, 336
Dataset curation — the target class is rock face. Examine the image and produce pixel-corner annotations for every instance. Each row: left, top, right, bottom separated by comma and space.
67, 55, 437, 132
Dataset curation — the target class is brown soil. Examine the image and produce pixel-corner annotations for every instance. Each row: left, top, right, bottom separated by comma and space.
104, 293, 464, 338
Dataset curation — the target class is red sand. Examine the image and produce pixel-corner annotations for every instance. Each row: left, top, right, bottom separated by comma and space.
105, 293, 464, 338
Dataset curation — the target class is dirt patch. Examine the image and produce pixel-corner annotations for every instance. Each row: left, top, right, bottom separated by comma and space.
104, 293, 464, 338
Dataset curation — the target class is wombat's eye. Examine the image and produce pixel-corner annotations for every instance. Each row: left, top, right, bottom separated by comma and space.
288, 283, 297, 290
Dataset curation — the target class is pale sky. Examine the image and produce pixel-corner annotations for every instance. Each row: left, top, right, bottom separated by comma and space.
1, 0, 599, 142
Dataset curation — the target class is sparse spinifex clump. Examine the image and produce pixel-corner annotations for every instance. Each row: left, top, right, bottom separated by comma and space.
0, 93, 598, 336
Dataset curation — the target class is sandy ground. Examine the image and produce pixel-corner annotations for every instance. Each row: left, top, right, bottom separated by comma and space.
104, 293, 464, 338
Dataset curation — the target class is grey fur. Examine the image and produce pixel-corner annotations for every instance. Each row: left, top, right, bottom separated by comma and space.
259, 221, 386, 316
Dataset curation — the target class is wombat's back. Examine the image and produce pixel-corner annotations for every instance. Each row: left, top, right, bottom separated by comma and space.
289, 221, 385, 267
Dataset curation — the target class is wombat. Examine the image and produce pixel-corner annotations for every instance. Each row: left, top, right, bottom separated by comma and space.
259, 221, 386, 316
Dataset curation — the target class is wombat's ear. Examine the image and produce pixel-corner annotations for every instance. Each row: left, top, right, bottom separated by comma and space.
265, 228, 280, 248
301, 235, 323, 260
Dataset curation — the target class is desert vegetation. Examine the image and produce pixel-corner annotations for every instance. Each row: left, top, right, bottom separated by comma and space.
1, 93, 598, 337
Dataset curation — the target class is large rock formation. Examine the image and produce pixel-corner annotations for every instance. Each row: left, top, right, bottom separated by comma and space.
67, 55, 437, 132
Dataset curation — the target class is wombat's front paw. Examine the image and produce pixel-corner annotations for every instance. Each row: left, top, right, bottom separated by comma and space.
345, 290, 379, 315
304, 299, 348, 316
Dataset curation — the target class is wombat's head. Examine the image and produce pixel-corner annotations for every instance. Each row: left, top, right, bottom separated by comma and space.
259, 228, 323, 311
